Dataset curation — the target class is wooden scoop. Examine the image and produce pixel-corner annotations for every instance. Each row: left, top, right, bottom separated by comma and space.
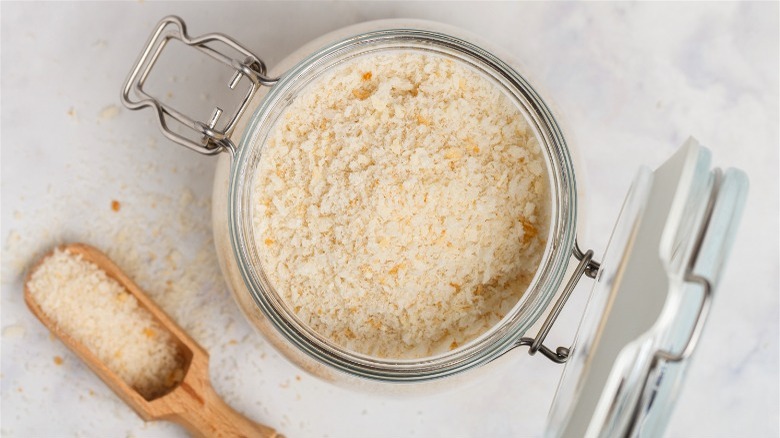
24, 243, 280, 438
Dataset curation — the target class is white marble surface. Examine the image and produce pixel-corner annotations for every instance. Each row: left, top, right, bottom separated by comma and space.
1, 2, 777, 437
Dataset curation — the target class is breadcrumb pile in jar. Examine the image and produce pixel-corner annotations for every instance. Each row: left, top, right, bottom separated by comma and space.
252, 52, 549, 359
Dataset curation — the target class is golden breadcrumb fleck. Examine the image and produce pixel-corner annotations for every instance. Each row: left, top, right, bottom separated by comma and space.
352, 88, 372, 100
520, 218, 538, 244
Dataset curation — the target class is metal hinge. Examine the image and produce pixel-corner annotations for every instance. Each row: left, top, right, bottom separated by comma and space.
121, 16, 277, 155
516, 242, 600, 364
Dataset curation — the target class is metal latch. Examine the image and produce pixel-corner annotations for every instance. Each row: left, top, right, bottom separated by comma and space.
121, 16, 277, 155
516, 243, 600, 364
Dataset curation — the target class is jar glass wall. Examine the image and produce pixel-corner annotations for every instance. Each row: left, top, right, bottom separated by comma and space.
218, 27, 578, 383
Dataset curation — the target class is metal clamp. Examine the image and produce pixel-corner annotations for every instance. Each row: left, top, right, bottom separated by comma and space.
652, 169, 721, 363
516, 244, 600, 364
574, 241, 601, 279
627, 169, 722, 433
121, 16, 277, 155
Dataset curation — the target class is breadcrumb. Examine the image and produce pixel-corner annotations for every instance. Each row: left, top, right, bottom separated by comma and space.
253, 52, 548, 358
27, 249, 184, 399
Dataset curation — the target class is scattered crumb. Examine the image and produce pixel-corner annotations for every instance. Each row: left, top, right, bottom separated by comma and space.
0, 60, 317, 412
179, 190, 193, 208
295, 375, 301, 381
53, 356, 64, 365
98, 105, 120, 121
2, 324, 26, 339
6, 231, 21, 246
111, 200, 121, 212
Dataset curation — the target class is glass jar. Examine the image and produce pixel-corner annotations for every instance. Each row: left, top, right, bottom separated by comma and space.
121, 16, 748, 436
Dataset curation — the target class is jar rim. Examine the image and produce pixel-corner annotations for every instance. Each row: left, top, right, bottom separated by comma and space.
228, 27, 577, 382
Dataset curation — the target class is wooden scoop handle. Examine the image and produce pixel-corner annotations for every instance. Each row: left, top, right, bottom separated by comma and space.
164, 383, 278, 438
146, 339, 283, 438
153, 354, 280, 438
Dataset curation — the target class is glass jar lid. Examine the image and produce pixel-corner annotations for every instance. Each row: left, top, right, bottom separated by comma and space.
546, 139, 748, 437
